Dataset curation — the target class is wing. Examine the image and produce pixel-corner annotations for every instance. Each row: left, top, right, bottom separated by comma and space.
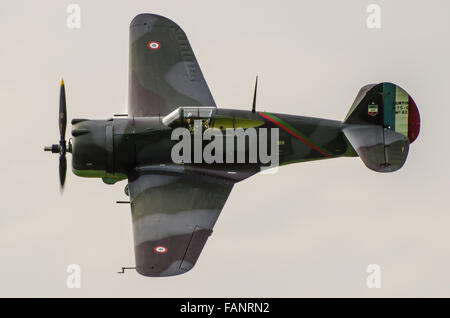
128, 170, 233, 277
128, 14, 216, 117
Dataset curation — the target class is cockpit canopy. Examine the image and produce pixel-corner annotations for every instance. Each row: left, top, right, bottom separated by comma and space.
162, 106, 266, 131
162, 106, 216, 128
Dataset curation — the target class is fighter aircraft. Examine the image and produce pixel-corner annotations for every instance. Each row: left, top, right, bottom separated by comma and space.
44, 13, 420, 277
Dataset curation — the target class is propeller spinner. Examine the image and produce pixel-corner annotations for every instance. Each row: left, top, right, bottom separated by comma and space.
44, 79, 72, 188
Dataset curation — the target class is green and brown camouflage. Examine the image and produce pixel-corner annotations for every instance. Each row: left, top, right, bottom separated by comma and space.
56, 14, 421, 277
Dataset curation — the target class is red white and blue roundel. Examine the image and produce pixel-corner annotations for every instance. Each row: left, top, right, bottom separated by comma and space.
154, 246, 168, 253
147, 41, 161, 50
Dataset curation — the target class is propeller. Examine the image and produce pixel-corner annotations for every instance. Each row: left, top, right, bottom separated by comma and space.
44, 79, 71, 188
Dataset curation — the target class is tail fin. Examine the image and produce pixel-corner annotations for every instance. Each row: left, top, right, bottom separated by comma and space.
343, 83, 420, 172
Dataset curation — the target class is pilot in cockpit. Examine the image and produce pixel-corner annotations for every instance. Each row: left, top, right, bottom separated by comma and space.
186, 113, 210, 132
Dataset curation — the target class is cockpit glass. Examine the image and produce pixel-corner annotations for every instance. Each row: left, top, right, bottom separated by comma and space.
182, 107, 199, 118
199, 108, 213, 118
161, 108, 181, 126
163, 106, 216, 127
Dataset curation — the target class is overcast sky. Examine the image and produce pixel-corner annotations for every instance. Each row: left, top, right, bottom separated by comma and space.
0, 0, 449, 297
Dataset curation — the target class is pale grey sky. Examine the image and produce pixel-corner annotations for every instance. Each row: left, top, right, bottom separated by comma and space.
0, 0, 449, 297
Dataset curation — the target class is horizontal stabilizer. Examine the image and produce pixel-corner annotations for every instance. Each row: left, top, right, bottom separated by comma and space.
343, 125, 409, 172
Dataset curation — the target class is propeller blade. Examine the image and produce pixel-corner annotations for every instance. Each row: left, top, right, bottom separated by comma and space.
59, 79, 67, 141
46, 78, 69, 190
59, 154, 67, 187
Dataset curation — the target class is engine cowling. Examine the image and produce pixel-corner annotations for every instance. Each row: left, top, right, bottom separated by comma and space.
71, 119, 115, 179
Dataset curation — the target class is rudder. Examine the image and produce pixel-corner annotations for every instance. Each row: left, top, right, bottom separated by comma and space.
343, 83, 420, 172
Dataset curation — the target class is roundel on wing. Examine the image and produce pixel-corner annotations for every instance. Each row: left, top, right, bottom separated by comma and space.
154, 246, 168, 253
147, 41, 161, 50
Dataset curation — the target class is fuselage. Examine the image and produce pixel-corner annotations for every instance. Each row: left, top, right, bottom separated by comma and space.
70, 107, 357, 184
